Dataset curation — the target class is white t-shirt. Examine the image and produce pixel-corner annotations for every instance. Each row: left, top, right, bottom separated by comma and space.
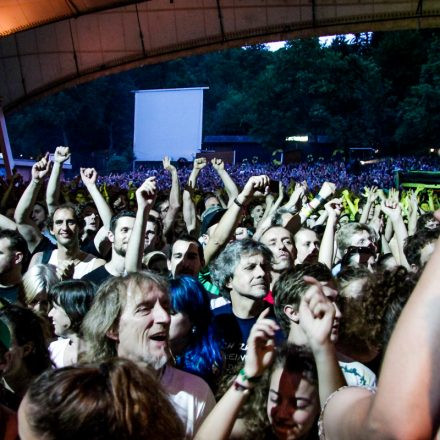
339, 360, 377, 388
49, 337, 71, 368
161, 365, 216, 439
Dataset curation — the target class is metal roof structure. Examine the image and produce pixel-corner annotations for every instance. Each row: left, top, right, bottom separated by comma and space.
1, 0, 440, 112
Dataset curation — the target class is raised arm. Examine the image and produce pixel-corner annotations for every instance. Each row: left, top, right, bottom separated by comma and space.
318, 199, 341, 269
407, 190, 419, 236
125, 177, 157, 273
162, 156, 181, 236
322, 213, 440, 440
360, 186, 378, 224
80, 167, 113, 228
46, 146, 70, 215
299, 276, 346, 406
182, 158, 206, 236
211, 158, 239, 207
204, 175, 269, 265
195, 309, 278, 440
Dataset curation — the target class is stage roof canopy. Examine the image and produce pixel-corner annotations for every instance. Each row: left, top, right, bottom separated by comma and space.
1, 0, 440, 111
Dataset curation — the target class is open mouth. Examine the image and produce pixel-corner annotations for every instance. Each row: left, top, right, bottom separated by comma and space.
149, 332, 167, 341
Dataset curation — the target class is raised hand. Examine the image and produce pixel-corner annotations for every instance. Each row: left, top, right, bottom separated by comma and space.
193, 157, 207, 171
54, 146, 71, 164
243, 308, 279, 379
32, 153, 51, 182
57, 260, 75, 280
241, 175, 270, 200
136, 177, 157, 210
381, 198, 401, 222
319, 181, 336, 200
299, 276, 336, 351
163, 156, 176, 173
211, 158, 225, 171
324, 198, 342, 220
80, 167, 98, 186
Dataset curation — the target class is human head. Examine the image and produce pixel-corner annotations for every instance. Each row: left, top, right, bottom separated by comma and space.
22, 264, 58, 313
154, 196, 170, 220
31, 202, 48, 229
108, 211, 136, 257
200, 206, 226, 237
144, 215, 162, 253
210, 239, 272, 300
81, 272, 171, 371
336, 222, 376, 257
47, 204, 83, 249
273, 263, 339, 340
259, 226, 295, 272
203, 193, 221, 211
168, 276, 211, 350
78, 202, 101, 234
168, 234, 204, 278
19, 358, 184, 440
404, 228, 439, 272
416, 212, 440, 232
48, 280, 96, 336
293, 228, 320, 265
143, 251, 169, 277
0, 229, 28, 276
249, 201, 265, 227
0, 303, 51, 383
242, 345, 319, 440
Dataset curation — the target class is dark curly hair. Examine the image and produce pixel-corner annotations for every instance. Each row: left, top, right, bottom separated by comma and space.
341, 266, 417, 351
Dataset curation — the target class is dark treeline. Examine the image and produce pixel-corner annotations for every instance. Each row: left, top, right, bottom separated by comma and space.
6, 30, 440, 171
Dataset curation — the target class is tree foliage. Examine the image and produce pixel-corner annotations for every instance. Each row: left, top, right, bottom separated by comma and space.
6, 30, 440, 170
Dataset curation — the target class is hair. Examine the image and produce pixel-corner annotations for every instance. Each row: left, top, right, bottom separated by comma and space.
169, 233, 204, 263
49, 280, 96, 335
33, 201, 49, 217
77, 202, 98, 217
147, 214, 162, 239
336, 222, 376, 254
241, 344, 318, 440
0, 303, 52, 375
22, 264, 58, 309
47, 203, 85, 230
340, 267, 417, 352
0, 229, 29, 260
109, 210, 136, 234
273, 263, 333, 335
169, 276, 222, 387
210, 239, 272, 300
416, 212, 439, 232
81, 272, 169, 363
24, 358, 185, 440
404, 228, 440, 269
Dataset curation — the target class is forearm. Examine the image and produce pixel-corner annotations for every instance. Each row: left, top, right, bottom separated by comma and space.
390, 217, 409, 269
125, 207, 149, 273
368, 235, 440, 439
313, 344, 346, 407
85, 183, 113, 228
194, 383, 249, 440
188, 169, 200, 188
46, 162, 61, 214
217, 169, 238, 205
182, 190, 197, 235
318, 217, 337, 269
407, 209, 418, 236
14, 180, 41, 224
360, 201, 372, 224
169, 169, 181, 212
0, 213, 17, 230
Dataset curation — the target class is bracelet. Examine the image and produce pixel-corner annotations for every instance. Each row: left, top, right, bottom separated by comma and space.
32, 179, 41, 185
234, 198, 244, 208
315, 194, 325, 203
233, 380, 252, 394
238, 368, 261, 383
301, 204, 313, 218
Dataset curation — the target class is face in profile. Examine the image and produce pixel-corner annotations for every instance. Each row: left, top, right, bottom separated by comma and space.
267, 367, 319, 440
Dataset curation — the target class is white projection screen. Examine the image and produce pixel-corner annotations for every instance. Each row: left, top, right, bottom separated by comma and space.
133, 87, 207, 162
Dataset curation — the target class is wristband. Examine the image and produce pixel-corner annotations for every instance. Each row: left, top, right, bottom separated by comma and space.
32, 179, 41, 185
233, 380, 252, 394
234, 198, 244, 208
315, 194, 325, 203
238, 368, 261, 383
301, 204, 313, 218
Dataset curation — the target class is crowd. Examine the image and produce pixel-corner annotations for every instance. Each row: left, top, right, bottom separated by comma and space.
0, 146, 439, 439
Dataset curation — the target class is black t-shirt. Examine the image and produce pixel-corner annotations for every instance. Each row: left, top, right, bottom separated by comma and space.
212, 303, 284, 375
82, 265, 112, 286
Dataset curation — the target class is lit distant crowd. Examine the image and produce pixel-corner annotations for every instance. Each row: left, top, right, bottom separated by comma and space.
0, 147, 439, 439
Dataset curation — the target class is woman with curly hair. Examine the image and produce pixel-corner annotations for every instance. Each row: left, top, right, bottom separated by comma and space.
195, 309, 321, 440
